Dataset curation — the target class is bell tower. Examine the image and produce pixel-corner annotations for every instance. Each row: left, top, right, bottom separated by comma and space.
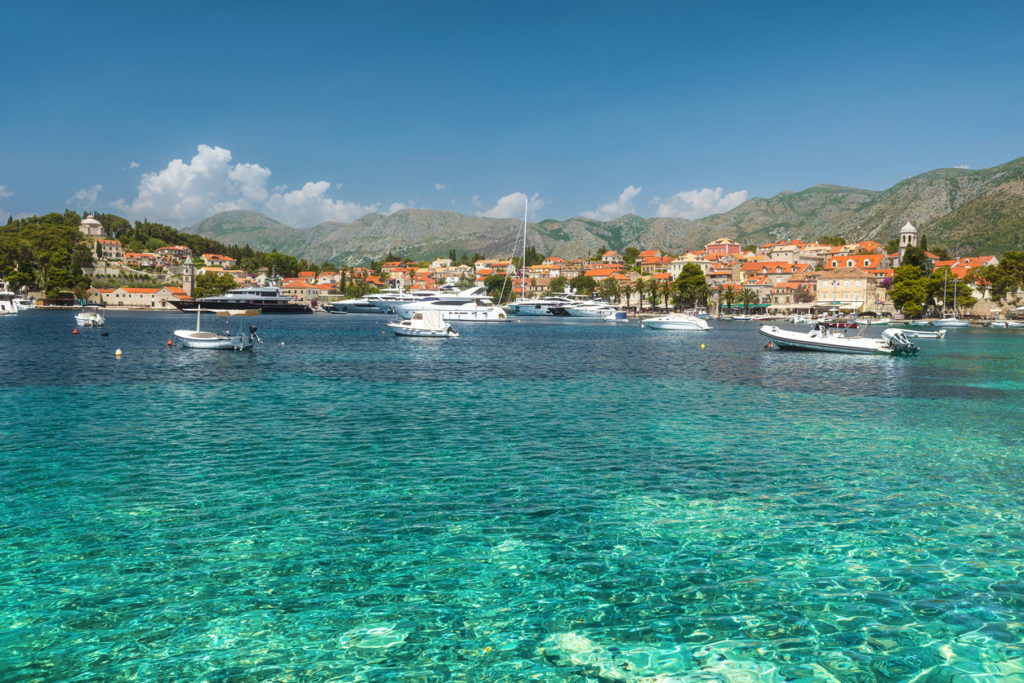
182, 260, 195, 297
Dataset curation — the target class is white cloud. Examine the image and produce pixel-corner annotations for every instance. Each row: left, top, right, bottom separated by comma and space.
386, 202, 413, 214
262, 181, 379, 226
954, 164, 971, 169
581, 185, 642, 221
434, 183, 447, 191
471, 194, 482, 207
113, 144, 380, 227
0, 185, 13, 198
68, 184, 103, 206
479, 192, 546, 219
654, 187, 748, 219
129, 161, 140, 169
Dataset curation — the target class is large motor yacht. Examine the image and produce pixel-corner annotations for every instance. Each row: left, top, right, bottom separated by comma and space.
172, 284, 312, 314
562, 300, 618, 318
392, 286, 508, 322
506, 295, 579, 316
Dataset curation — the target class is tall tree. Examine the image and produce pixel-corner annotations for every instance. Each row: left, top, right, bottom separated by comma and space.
890, 264, 928, 317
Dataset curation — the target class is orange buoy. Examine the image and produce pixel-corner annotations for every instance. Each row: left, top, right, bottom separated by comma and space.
73, 328, 78, 334
167, 339, 173, 346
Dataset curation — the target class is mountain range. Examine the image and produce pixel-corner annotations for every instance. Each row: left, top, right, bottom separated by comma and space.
186, 157, 1024, 265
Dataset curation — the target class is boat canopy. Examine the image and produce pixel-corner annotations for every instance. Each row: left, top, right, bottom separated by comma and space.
212, 309, 261, 317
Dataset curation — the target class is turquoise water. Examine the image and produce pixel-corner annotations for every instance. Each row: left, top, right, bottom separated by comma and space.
2, 311, 1023, 681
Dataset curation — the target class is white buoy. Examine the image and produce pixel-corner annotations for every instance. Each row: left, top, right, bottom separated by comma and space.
115, 348, 123, 357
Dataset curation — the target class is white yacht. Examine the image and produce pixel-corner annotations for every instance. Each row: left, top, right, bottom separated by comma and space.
392, 286, 508, 322
642, 313, 710, 331
563, 300, 617, 318
74, 305, 105, 327
506, 295, 579, 316
331, 297, 383, 313
0, 288, 17, 315
369, 288, 451, 313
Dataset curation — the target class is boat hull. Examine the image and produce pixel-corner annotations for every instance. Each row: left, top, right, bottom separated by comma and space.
173, 331, 252, 350
173, 300, 311, 314
75, 314, 105, 327
643, 315, 709, 331
759, 325, 916, 355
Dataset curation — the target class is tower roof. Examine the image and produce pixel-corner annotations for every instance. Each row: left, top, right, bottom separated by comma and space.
900, 221, 917, 234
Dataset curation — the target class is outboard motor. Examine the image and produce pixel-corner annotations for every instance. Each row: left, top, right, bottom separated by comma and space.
248, 324, 262, 345
882, 328, 919, 355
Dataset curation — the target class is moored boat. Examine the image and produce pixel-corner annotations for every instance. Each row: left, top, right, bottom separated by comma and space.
172, 283, 312, 314
74, 305, 105, 327
759, 323, 918, 355
902, 328, 946, 339
642, 314, 710, 331
174, 308, 262, 350
386, 310, 459, 337
392, 286, 508, 322
0, 288, 17, 315
603, 311, 629, 323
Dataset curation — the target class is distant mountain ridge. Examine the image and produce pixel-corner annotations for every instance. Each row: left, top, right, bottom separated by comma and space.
186, 157, 1024, 264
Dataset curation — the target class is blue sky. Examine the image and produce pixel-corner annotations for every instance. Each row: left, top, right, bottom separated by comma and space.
2, 0, 1022, 227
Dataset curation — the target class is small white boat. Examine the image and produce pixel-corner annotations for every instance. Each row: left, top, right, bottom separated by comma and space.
642, 314, 710, 331
867, 317, 892, 325
759, 323, 918, 355
74, 305, 105, 327
387, 310, 458, 337
988, 320, 1007, 328
902, 328, 946, 339
932, 317, 969, 328
13, 297, 33, 311
603, 311, 629, 323
174, 308, 262, 350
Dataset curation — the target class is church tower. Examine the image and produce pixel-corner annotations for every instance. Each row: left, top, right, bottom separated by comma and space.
896, 221, 917, 267
182, 260, 195, 297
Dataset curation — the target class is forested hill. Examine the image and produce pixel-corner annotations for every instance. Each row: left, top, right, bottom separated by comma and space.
0, 211, 327, 298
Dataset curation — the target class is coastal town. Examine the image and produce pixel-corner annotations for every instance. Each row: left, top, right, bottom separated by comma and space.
58, 214, 1014, 320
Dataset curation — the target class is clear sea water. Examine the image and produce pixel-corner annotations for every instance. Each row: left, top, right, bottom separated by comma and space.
2, 310, 1023, 682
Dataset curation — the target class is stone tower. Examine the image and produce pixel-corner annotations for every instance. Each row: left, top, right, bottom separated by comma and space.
182, 260, 195, 297
897, 221, 918, 267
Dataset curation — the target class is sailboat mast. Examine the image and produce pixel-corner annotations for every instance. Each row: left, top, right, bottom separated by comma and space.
942, 270, 948, 318
522, 197, 528, 296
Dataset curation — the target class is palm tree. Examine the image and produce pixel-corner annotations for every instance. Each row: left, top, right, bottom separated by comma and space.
634, 280, 646, 313
645, 278, 661, 312
721, 287, 736, 314
738, 287, 758, 312
660, 280, 674, 310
